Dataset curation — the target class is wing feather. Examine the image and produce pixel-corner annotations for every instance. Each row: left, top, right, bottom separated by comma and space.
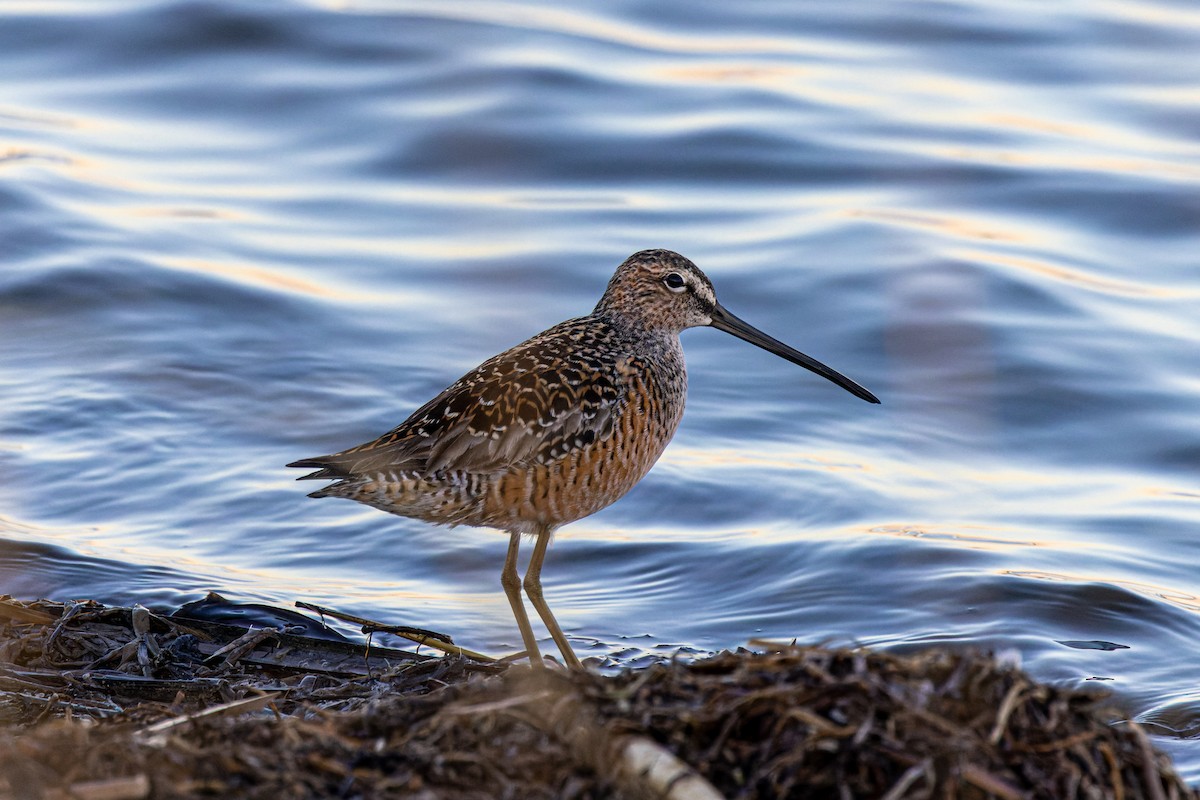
288, 317, 628, 480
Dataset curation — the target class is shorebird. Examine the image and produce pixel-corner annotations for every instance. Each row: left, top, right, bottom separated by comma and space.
289, 249, 878, 668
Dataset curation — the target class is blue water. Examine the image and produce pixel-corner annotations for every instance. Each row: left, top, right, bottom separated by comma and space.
3, 0, 1200, 779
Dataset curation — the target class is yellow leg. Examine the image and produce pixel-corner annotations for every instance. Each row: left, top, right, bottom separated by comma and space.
501, 531, 544, 668
524, 526, 583, 669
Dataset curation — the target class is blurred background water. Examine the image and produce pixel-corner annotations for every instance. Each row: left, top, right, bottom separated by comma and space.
2, 0, 1199, 780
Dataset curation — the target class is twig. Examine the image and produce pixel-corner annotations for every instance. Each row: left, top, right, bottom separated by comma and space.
960, 764, 1026, 800
1098, 741, 1124, 800
45, 774, 150, 800
988, 680, 1027, 744
295, 601, 450, 641
45, 600, 87, 648
1128, 721, 1168, 800
880, 759, 931, 800
444, 690, 556, 716
295, 600, 497, 663
138, 692, 279, 743
203, 627, 287, 669
0, 690, 124, 717
0, 597, 55, 625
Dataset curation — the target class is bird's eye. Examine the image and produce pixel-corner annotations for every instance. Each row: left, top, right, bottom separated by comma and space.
663, 272, 686, 293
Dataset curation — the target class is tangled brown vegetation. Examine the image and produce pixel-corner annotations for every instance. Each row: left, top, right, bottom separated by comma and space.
0, 596, 1194, 800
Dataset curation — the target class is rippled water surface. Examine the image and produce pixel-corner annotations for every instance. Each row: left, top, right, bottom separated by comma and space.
3, 0, 1200, 780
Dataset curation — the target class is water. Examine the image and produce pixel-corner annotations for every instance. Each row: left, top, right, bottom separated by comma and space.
3, 0, 1200, 779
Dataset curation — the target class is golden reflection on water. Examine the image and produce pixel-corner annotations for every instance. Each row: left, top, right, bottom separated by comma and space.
657, 62, 812, 88
0, 514, 45, 537
843, 207, 1027, 243
868, 522, 1040, 550
664, 443, 1086, 492
1139, 486, 1200, 501
157, 257, 380, 302
3, 512, 466, 608
0, 146, 76, 170
0, 104, 88, 130
926, 143, 1200, 182
980, 112, 1099, 140
953, 248, 1176, 298
7, 135, 261, 200
1007, 569, 1200, 613
1094, 0, 1200, 30
125, 207, 232, 220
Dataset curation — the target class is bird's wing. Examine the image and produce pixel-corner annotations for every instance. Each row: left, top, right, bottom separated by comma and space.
289, 318, 627, 479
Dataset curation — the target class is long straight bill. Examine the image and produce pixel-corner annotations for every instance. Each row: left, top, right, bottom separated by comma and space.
709, 303, 881, 404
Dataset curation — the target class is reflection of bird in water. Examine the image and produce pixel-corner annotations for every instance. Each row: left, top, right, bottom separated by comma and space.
289, 249, 879, 668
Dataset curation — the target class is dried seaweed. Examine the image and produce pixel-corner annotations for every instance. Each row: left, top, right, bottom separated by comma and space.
0, 596, 1195, 800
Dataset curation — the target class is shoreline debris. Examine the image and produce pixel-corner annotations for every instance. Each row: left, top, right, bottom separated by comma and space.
1, 595, 1195, 799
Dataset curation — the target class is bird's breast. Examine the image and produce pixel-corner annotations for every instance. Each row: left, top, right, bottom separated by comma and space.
480, 340, 687, 529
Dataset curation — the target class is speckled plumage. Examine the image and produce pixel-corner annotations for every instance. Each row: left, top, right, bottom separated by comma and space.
289, 249, 879, 668
297, 313, 686, 533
